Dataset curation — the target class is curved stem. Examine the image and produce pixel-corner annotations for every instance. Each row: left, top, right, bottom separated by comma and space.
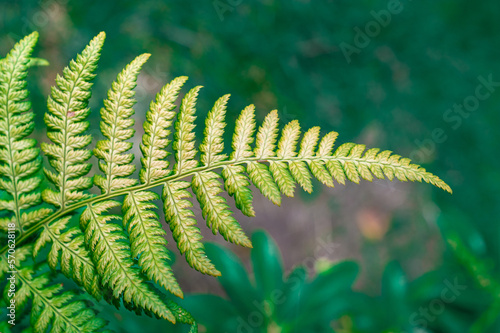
0, 154, 428, 255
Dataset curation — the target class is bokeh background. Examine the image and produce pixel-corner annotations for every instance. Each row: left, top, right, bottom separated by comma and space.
1, 0, 499, 332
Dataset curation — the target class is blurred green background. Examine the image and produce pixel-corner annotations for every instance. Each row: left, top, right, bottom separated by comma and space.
1, 0, 499, 332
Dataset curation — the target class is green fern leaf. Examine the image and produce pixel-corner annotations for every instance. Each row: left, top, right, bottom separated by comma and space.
247, 162, 282, 205
222, 104, 256, 216
94, 53, 150, 193
305, 128, 335, 187
200, 94, 229, 166
254, 109, 279, 159
140, 76, 187, 184
1, 246, 105, 333
221, 164, 255, 217
0, 31, 51, 233
123, 191, 182, 298
247, 110, 281, 205
162, 181, 220, 276
270, 120, 301, 197
33, 216, 101, 300
0, 244, 31, 279
173, 86, 201, 174
289, 126, 321, 193
310, 131, 339, 188
192, 171, 251, 247
0, 32, 453, 332
165, 299, 197, 332
41, 32, 105, 208
19, 269, 105, 333
80, 200, 176, 322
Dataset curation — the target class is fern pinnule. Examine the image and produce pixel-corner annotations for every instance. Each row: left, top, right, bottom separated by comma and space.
288, 126, 321, 193
0, 31, 51, 233
270, 120, 300, 197
164, 299, 198, 333
308, 132, 336, 188
254, 109, 279, 160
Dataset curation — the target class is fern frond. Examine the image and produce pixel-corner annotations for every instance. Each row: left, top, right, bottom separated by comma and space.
94, 53, 150, 193
41, 32, 105, 209
33, 216, 101, 299
123, 191, 182, 298
0, 33, 453, 332
80, 200, 176, 322
0, 32, 51, 233
162, 181, 220, 276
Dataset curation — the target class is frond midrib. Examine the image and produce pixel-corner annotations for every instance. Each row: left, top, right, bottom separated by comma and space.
0, 154, 430, 254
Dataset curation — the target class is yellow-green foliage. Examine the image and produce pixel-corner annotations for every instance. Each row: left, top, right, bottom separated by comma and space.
0, 32, 451, 332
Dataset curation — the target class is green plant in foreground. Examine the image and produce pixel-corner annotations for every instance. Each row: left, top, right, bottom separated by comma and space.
177, 230, 499, 333
0, 31, 451, 332
180, 230, 359, 333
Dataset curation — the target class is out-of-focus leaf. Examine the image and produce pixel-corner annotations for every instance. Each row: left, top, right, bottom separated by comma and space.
181, 295, 240, 332
381, 261, 408, 325
276, 266, 308, 322
251, 230, 284, 301
204, 242, 257, 315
